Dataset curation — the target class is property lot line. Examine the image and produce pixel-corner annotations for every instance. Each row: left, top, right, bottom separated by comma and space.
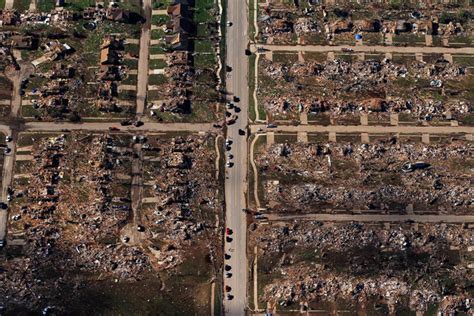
265, 213, 474, 223
250, 124, 474, 134
255, 44, 474, 55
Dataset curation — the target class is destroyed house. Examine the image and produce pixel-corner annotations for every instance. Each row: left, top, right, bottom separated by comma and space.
0, 10, 20, 26
100, 47, 122, 65
6, 35, 33, 49
331, 20, 353, 33
82, 7, 96, 19
100, 38, 124, 65
167, 2, 190, 18
106, 8, 131, 23
166, 16, 194, 34
98, 65, 123, 81
165, 33, 189, 51
354, 19, 381, 32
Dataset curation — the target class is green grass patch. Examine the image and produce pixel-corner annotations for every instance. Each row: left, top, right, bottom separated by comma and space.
148, 74, 167, 86
248, 54, 256, 121
123, 58, 139, 69
149, 45, 165, 54
453, 55, 474, 67
392, 34, 425, 46
13, 0, 31, 12
272, 52, 298, 64
37, 0, 55, 12
124, 44, 140, 56
149, 59, 167, 69
121, 74, 137, 85
151, 29, 165, 40
151, 14, 170, 26
194, 0, 214, 23
62, 0, 95, 11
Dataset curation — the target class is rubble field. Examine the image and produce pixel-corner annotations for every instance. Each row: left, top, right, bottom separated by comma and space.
258, 55, 472, 124
257, 0, 472, 47
1, 7, 142, 121
146, 0, 222, 123
1, 131, 221, 314
254, 136, 473, 214
249, 220, 473, 314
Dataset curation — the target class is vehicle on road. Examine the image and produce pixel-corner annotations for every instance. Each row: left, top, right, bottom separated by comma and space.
226, 236, 233, 243
225, 138, 233, 146
226, 102, 234, 109
225, 264, 232, 271
121, 120, 132, 126
226, 272, 232, 278
109, 127, 120, 132
227, 115, 238, 125
0, 240, 4, 249
267, 123, 277, 128
245, 49, 251, 56
227, 21, 233, 26
4, 147, 11, 155
233, 106, 241, 113
134, 121, 144, 127
225, 285, 232, 292
0, 202, 7, 209
225, 253, 231, 260
227, 294, 234, 300
5, 136, 12, 142
233, 96, 240, 102
226, 228, 233, 235
238, 129, 245, 136
226, 65, 232, 72
226, 161, 234, 168
227, 154, 234, 160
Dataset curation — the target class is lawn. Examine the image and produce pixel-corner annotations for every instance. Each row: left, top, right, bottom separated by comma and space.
149, 59, 166, 69
13, 0, 31, 12
37, 0, 55, 12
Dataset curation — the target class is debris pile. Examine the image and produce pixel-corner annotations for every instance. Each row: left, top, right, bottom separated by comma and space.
251, 221, 472, 314
259, 57, 471, 121
141, 135, 219, 270
257, 2, 471, 44
1, 133, 150, 310
256, 140, 473, 213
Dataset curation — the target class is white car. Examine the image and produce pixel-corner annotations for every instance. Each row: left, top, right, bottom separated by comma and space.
5, 136, 12, 142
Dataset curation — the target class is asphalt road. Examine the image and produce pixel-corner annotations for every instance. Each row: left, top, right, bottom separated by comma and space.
224, 0, 249, 314
0, 127, 14, 242
23, 122, 214, 132
266, 213, 474, 223
136, 0, 151, 117
251, 124, 474, 134
256, 44, 474, 54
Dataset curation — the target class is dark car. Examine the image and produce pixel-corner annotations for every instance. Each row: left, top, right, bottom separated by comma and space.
225, 264, 232, 271
234, 106, 241, 113
134, 121, 144, 127
245, 49, 251, 56
109, 127, 120, 131
226, 65, 232, 72
238, 129, 245, 136
233, 96, 240, 102
121, 120, 132, 126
